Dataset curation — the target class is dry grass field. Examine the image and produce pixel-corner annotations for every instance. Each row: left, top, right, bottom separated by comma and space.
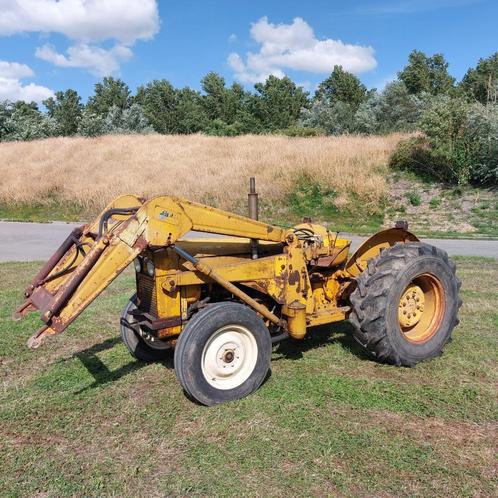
0, 133, 404, 219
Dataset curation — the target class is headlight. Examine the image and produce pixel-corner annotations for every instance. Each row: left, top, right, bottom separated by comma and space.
133, 258, 141, 273
145, 258, 155, 277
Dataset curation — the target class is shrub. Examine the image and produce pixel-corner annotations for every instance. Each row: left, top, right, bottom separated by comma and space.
429, 197, 442, 209
465, 103, 498, 185
287, 174, 337, 217
77, 108, 105, 137
281, 125, 325, 137
389, 135, 454, 181
1, 102, 58, 142
203, 119, 242, 136
354, 82, 433, 135
419, 96, 472, 184
300, 99, 355, 135
104, 104, 153, 134
390, 98, 498, 185
406, 191, 421, 206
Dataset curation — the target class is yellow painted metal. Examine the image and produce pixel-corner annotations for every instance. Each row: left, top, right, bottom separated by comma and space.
41, 194, 145, 294
306, 307, 349, 327
398, 284, 425, 328
190, 258, 283, 326
144, 196, 286, 246
399, 274, 445, 344
285, 301, 307, 339
18, 193, 427, 349
346, 228, 419, 277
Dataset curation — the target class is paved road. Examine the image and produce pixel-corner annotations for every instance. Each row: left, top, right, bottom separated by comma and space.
0, 221, 496, 262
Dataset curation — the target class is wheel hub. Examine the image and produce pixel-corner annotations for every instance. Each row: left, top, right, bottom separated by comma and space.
215, 341, 242, 371
398, 284, 425, 328
201, 325, 258, 390
222, 349, 235, 363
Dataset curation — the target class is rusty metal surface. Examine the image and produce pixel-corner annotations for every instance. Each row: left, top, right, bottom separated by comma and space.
26, 226, 84, 296
15, 191, 437, 352
136, 274, 158, 316
41, 238, 108, 322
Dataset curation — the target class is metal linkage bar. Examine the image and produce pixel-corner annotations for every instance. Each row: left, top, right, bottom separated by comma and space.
172, 245, 284, 328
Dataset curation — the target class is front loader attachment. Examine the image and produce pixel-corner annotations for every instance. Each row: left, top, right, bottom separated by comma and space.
15, 195, 147, 348
15, 192, 288, 349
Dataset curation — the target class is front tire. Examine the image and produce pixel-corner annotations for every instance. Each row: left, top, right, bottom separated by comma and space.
120, 295, 173, 362
174, 302, 272, 406
349, 242, 461, 367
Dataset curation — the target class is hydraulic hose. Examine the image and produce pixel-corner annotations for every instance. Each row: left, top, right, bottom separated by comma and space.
97, 207, 141, 238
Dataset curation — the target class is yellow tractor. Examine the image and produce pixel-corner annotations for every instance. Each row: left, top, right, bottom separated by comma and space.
15, 179, 461, 405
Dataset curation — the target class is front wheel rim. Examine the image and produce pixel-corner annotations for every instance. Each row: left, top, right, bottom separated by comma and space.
201, 324, 258, 390
398, 273, 445, 344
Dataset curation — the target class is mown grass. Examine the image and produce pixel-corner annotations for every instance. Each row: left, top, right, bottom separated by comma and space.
0, 201, 84, 223
0, 258, 497, 497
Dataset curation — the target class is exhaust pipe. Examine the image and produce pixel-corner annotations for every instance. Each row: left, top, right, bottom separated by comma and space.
248, 177, 259, 259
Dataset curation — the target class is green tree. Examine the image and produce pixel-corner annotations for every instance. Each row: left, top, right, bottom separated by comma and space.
391, 97, 497, 186
174, 87, 209, 134
2, 101, 56, 141
398, 50, 455, 95
300, 99, 355, 135
134, 80, 178, 133
104, 104, 153, 134
77, 108, 105, 137
254, 75, 309, 131
316, 65, 368, 109
87, 77, 131, 116
200, 72, 251, 127
43, 89, 83, 136
231, 92, 264, 134
201, 72, 228, 121
460, 52, 498, 104
354, 81, 432, 134
0, 101, 13, 140
465, 103, 498, 184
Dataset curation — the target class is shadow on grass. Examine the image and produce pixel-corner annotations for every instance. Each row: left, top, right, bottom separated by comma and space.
273, 320, 370, 362
57, 336, 174, 393
58, 321, 367, 395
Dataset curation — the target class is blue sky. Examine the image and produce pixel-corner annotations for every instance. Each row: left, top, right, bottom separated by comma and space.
0, 0, 496, 103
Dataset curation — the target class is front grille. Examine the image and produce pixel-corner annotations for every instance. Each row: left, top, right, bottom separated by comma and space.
136, 274, 157, 316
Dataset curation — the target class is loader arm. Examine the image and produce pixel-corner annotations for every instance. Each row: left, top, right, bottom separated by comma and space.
15, 195, 286, 348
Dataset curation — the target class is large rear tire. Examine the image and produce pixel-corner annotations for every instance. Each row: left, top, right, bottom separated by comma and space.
174, 302, 272, 406
120, 295, 173, 362
349, 242, 461, 367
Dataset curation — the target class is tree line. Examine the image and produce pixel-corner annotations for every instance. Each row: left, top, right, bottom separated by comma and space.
0, 49, 497, 184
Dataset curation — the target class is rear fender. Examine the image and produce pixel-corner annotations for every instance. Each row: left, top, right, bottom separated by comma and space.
345, 228, 419, 277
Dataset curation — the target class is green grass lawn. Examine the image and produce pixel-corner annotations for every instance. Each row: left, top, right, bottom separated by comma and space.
0, 258, 497, 497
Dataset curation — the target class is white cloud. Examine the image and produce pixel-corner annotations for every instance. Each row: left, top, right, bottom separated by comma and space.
36, 43, 133, 76
0, 60, 53, 103
0, 0, 159, 43
0, 60, 34, 79
0, 0, 159, 76
228, 17, 377, 84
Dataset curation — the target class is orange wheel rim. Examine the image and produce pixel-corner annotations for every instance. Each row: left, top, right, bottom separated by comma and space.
398, 273, 445, 344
